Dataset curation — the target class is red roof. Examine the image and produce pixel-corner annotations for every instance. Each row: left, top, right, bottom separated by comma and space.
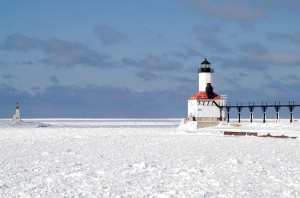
189, 91, 221, 100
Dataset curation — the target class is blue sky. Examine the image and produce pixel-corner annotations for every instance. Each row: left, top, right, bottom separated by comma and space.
1, 0, 300, 118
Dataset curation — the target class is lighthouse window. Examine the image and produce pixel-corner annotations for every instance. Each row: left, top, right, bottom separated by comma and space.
200, 67, 211, 73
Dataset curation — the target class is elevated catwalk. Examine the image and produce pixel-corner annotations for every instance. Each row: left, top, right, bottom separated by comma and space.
221, 101, 300, 123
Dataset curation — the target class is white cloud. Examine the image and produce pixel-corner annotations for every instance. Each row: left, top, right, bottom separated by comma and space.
261, 52, 300, 66
94, 26, 128, 46
122, 55, 183, 71
184, 0, 265, 21
1, 34, 116, 68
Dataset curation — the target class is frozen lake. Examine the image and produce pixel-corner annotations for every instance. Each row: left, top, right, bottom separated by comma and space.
1, 119, 300, 197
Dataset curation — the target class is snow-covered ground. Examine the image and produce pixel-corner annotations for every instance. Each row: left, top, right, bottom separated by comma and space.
1, 119, 300, 197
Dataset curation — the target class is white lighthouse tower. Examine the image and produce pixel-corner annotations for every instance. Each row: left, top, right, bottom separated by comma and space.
12, 102, 21, 122
186, 58, 226, 128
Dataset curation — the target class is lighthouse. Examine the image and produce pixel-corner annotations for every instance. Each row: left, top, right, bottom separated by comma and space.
186, 58, 226, 128
12, 102, 21, 122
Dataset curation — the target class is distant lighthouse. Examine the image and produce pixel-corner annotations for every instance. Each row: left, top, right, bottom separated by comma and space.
12, 102, 21, 122
185, 58, 226, 128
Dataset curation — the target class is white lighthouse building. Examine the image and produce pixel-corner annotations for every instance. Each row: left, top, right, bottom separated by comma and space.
12, 102, 21, 122
185, 58, 226, 128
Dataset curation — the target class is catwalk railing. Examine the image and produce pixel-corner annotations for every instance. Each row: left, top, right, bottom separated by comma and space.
220, 101, 300, 123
